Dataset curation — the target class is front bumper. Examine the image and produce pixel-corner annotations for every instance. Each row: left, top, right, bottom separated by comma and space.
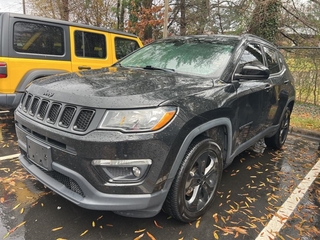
18, 153, 170, 217
14, 108, 181, 217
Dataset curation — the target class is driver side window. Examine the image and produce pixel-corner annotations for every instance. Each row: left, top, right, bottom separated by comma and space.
237, 43, 263, 73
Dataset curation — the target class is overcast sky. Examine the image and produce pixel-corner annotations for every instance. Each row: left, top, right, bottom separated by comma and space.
0, 0, 23, 13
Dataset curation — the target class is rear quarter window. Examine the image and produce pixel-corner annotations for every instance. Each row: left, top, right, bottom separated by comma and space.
13, 22, 65, 55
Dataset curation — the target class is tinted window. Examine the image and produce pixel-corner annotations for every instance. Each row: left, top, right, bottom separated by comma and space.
115, 38, 140, 59
74, 31, 106, 58
13, 22, 64, 55
240, 43, 263, 65
264, 47, 280, 74
120, 39, 237, 77
236, 43, 263, 74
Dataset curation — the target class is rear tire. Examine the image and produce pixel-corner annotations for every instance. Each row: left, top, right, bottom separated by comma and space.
265, 107, 291, 149
163, 137, 223, 222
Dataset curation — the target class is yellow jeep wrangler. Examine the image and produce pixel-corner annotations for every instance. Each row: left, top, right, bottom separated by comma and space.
0, 12, 143, 110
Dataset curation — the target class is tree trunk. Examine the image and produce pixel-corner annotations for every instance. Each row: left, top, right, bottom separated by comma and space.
60, 0, 69, 21
120, 0, 125, 30
116, 0, 125, 30
248, 0, 281, 42
116, 0, 120, 29
180, 0, 186, 35
196, 0, 210, 34
142, 0, 153, 40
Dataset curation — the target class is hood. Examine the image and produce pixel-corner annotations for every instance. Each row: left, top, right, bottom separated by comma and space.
28, 67, 214, 109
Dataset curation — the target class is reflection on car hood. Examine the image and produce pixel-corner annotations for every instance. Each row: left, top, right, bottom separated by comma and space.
28, 67, 214, 108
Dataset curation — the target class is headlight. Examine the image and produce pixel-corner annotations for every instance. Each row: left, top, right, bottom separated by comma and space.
98, 106, 177, 132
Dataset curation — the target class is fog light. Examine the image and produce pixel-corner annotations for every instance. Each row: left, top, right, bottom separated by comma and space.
132, 167, 141, 177
92, 159, 152, 183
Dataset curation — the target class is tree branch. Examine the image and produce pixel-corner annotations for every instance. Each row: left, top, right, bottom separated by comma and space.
279, 30, 299, 46
281, 5, 318, 33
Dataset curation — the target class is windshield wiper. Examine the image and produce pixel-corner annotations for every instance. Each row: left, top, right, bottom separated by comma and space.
143, 65, 175, 72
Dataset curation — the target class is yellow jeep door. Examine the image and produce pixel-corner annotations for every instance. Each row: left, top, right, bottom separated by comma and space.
70, 26, 113, 72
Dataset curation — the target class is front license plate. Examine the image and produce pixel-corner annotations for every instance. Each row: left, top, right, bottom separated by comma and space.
26, 136, 52, 171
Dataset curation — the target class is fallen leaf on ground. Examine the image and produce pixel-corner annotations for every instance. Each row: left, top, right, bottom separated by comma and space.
154, 220, 163, 229
213, 230, 219, 239
147, 231, 156, 240
213, 213, 218, 223
230, 227, 248, 235
12, 203, 21, 210
196, 218, 201, 228
134, 233, 144, 240
3, 221, 26, 239
80, 230, 88, 236
52, 227, 63, 232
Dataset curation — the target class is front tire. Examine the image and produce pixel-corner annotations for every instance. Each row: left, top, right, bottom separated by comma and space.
265, 107, 291, 149
163, 137, 223, 222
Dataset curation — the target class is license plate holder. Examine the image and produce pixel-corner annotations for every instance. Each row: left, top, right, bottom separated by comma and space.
26, 137, 52, 171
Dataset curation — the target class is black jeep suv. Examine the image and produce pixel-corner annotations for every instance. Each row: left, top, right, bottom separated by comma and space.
14, 34, 295, 222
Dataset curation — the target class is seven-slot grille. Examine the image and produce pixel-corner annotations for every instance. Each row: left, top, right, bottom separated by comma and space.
20, 92, 95, 132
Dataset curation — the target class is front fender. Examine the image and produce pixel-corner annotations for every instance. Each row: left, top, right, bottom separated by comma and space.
165, 117, 232, 188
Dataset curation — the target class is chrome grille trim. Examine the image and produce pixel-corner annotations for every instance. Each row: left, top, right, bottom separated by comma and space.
37, 100, 49, 120
47, 103, 61, 124
59, 106, 76, 128
24, 94, 32, 112
74, 109, 95, 132
29, 97, 40, 116
20, 93, 96, 133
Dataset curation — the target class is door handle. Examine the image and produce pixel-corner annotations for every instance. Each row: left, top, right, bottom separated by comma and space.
78, 66, 91, 70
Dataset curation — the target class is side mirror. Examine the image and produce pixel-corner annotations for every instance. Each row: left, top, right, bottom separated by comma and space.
234, 62, 270, 80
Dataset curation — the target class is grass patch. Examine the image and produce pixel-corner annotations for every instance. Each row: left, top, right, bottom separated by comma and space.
291, 102, 320, 131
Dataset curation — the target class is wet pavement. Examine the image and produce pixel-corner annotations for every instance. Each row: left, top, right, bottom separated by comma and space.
0, 111, 319, 240
0, 112, 19, 156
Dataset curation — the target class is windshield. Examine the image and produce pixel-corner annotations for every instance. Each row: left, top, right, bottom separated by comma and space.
119, 38, 238, 77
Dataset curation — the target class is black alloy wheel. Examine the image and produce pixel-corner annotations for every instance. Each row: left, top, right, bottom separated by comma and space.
265, 107, 291, 149
163, 137, 223, 222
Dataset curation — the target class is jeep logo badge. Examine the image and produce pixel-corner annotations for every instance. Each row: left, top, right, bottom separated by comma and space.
43, 91, 54, 98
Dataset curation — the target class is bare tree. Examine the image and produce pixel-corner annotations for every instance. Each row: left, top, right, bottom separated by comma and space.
180, 0, 186, 35
28, 0, 117, 28
116, 0, 125, 30
59, 0, 69, 21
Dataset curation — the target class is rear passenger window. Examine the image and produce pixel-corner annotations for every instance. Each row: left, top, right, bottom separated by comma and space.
13, 22, 64, 55
264, 47, 280, 74
115, 38, 140, 59
74, 31, 106, 59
